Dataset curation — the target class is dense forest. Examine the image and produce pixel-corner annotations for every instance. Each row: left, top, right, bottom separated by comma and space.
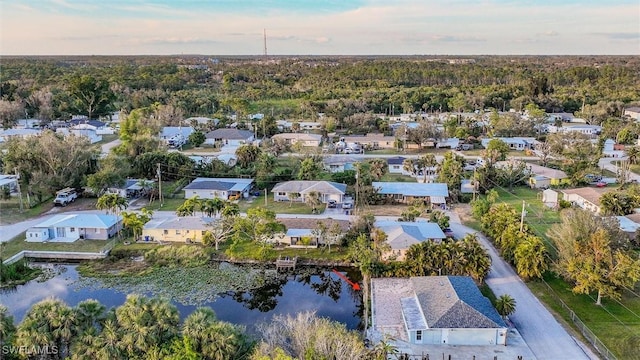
1, 55, 639, 126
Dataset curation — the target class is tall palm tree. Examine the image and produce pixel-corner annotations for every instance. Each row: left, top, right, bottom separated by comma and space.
418, 153, 438, 182
495, 294, 517, 320
221, 202, 240, 218
367, 158, 388, 180
304, 191, 322, 213
625, 145, 640, 165
96, 193, 128, 217
402, 158, 416, 177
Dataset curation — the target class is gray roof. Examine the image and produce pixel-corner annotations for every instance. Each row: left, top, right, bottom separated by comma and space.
205, 128, 254, 140
373, 182, 449, 197
386, 156, 406, 165
409, 276, 505, 329
144, 216, 214, 231
160, 127, 195, 138
375, 221, 445, 250
183, 181, 234, 191
272, 181, 347, 195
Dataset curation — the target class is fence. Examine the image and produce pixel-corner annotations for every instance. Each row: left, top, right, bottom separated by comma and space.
541, 280, 617, 360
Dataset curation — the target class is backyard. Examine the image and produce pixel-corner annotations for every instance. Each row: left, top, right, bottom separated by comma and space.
238, 194, 322, 215
1, 233, 112, 260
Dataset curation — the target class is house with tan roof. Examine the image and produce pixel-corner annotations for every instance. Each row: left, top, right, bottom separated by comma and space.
374, 220, 446, 260
142, 216, 215, 243
561, 187, 612, 214
204, 128, 254, 147
341, 133, 397, 150
526, 164, 569, 189
271, 133, 322, 147
274, 218, 351, 247
371, 276, 507, 345
271, 181, 346, 204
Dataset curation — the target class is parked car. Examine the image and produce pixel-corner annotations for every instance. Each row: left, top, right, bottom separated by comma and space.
443, 228, 455, 238
327, 200, 337, 208
342, 202, 353, 209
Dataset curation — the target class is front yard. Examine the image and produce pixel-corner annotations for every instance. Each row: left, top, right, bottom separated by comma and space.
1, 233, 111, 260
238, 194, 323, 214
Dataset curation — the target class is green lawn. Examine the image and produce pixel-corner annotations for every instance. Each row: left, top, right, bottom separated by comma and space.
96, 134, 119, 144
469, 185, 640, 359
142, 196, 186, 212
380, 173, 416, 182
0, 196, 53, 225
1, 233, 111, 260
238, 194, 322, 214
528, 275, 640, 359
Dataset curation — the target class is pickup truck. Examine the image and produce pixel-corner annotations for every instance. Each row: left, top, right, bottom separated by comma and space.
54, 188, 78, 206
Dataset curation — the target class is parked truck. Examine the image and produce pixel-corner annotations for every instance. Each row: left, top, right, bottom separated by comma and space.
54, 187, 78, 206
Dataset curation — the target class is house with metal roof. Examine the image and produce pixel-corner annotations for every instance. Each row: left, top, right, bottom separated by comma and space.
374, 220, 446, 260
480, 137, 538, 151
271, 133, 323, 147
26, 214, 122, 242
183, 177, 254, 200
272, 181, 347, 204
274, 218, 351, 247
372, 182, 449, 205
106, 178, 154, 198
204, 128, 254, 147
323, 155, 359, 173
371, 276, 508, 346
387, 156, 410, 175
142, 215, 215, 243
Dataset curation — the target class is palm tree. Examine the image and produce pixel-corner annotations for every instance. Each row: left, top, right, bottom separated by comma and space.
201, 197, 225, 218
402, 158, 416, 177
0, 305, 15, 349
514, 235, 548, 280
367, 158, 388, 180
625, 145, 640, 165
418, 153, 438, 182
221, 202, 240, 218
96, 193, 128, 217
287, 192, 300, 207
75, 299, 106, 334
495, 294, 517, 321
304, 191, 322, 213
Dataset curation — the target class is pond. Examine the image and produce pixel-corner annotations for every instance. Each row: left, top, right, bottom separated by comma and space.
0, 263, 363, 334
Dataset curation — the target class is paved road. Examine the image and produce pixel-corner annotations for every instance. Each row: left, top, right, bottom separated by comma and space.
100, 138, 121, 155
448, 221, 597, 360
599, 157, 640, 182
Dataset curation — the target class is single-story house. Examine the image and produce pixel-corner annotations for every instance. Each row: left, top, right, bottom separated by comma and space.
57, 125, 103, 144
107, 179, 154, 198
545, 124, 601, 136
615, 213, 640, 239
68, 119, 106, 128
272, 181, 347, 204
480, 137, 538, 151
623, 107, 640, 121
271, 133, 322, 147
373, 182, 449, 206
159, 126, 195, 147
371, 276, 508, 345
374, 220, 446, 261
183, 177, 254, 200
525, 164, 569, 189
561, 187, 612, 214
341, 134, 397, 150
142, 216, 215, 243
184, 117, 219, 127
387, 156, 409, 175
0, 128, 42, 143
274, 218, 351, 247
461, 179, 476, 194
204, 128, 254, 147
26, 214, 122, 242
323, 156, 358, 173
0, 174, 19, 193
15, 119, 42, 129
437, 138, 460, 149
276, 120, 323, 131
602, 139, 626, 158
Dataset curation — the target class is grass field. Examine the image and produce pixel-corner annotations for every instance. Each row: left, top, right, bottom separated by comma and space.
238, 194, 322, 214
1, 233, 110, 260
0, 197, 97, 225
473, 186, 640, 359
379, 173, 416, 182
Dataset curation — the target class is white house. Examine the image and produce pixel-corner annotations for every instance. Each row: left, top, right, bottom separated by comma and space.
387, 156, 409, 175
602, 139, 626, 158
271, 181, 346, 204
204, 128, 254, 147
480, 137, 538, 151
373, 182, 449, 206
0, 128, 42, 143
623, 107, 640, 121
271, 133, 323, 147
159, 127, 195, 147
276, 120, 323, 131
371, 276, 508, 346
274, 218, 351, 248
374, 220, 446, 260
545, 124, 602, 136
0, 174, 19, 193
57, 125, 103, 144
323, 156, 358, 173
340, 134, 397, 150
183, 177, 254, 200
561, 187, 611, 214
26, 214, 122, 242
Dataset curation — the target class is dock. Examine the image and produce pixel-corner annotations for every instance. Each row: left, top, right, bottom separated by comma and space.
275, 256, 297, 270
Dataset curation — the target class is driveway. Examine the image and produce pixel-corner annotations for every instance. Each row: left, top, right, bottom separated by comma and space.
448, 222, 598, 360
598, 157, 640, 182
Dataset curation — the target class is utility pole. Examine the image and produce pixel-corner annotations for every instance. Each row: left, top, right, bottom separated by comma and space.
157, 163, 163, 207
265, 188, 268, 206
14, 169, 23, 212
520, 200, 526, 232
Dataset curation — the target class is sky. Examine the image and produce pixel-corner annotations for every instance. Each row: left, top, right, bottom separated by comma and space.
1, 0, 639, 55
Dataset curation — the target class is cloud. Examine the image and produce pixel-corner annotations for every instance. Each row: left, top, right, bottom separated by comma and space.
591, 32, 640, 40
136, 37, 221, 45
538, 30, 559, 37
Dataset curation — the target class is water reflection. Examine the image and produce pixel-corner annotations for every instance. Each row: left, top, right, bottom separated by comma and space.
0, 264, 362, 332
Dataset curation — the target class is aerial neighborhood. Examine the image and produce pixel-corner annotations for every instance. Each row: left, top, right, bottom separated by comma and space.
1, 56, 639, 360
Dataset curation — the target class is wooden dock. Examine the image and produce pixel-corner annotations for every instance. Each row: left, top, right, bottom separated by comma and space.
275, 256, 297, 270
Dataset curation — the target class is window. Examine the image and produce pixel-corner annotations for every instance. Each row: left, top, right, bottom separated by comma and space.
416, 330, 422, 341
277, 192, 286, 196
70, 227, 75, 232
393, 165, 400, 170
176, 230, 181, 235
164, 230, 168, 235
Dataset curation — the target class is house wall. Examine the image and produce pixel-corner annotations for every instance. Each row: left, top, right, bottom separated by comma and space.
564, 194, 601, 214
26, 229, 50, 242
409, 328, 506, 346
274, 192, 303, 202
143, 227, 206, 243
185, 189, 228, 200
529, 177, 550, 189
80, 225, 118, 240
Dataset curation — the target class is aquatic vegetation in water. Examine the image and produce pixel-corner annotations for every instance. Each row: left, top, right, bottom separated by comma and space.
75, 263, 281, 306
